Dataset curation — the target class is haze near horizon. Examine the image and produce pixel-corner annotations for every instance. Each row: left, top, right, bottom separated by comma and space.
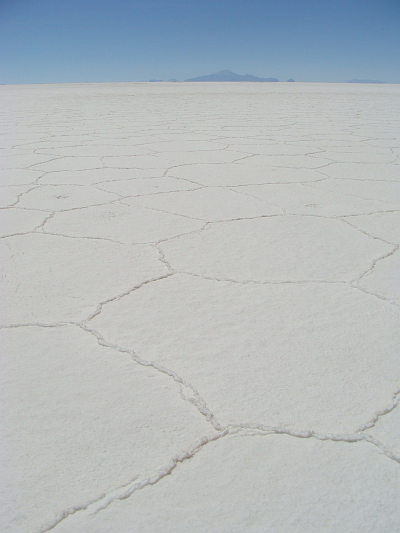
1, 0, 399, 85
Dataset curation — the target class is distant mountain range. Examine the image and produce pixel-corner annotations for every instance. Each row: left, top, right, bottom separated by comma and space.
347, 79, 386, 84
148, 75, 389, 84
185, 70, 279, 82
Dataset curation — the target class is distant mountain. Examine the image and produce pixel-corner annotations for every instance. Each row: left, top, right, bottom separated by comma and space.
347, 79, 386, 84
185, 70, 279, 82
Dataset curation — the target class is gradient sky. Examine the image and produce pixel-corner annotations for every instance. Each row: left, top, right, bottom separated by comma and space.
1, 0, 399, 84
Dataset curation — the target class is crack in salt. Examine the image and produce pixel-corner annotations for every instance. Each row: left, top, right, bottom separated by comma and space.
36, 422, 400, 532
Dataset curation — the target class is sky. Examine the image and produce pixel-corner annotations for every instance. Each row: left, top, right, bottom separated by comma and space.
0, 0, 399, 84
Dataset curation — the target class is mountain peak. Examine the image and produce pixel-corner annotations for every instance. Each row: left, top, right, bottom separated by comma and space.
185, 70, 279, 82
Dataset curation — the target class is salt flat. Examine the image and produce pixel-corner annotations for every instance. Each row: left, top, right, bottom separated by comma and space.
1, 82, 399, 533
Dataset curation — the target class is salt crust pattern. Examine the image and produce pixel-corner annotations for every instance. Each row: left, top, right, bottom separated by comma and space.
0, 82, 399, 533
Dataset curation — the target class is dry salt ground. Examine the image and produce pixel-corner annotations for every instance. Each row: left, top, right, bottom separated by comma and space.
1, 82, 400, 533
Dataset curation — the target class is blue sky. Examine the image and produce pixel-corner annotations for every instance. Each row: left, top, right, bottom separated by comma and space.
1, 0, 399, 84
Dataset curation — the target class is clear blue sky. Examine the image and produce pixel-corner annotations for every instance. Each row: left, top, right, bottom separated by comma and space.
1, 0, 399, 84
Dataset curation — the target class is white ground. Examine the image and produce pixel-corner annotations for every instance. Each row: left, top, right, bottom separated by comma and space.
1, 82, 399, 533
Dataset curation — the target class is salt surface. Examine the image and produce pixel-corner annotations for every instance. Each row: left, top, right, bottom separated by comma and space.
1, 82, 399, 533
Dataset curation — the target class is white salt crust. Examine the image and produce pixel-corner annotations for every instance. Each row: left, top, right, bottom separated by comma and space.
1, 82, 399, 533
